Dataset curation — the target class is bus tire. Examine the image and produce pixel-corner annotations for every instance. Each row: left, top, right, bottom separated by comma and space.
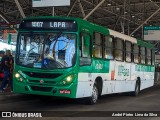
132, 81, 140, 96
85, 83, 98, 105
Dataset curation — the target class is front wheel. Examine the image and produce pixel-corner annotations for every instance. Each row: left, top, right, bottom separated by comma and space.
85, 83, 98, 105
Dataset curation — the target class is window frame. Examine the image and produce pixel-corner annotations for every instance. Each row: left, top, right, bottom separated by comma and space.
146, 48, 152, 65
133, 44, 140, 64
103, 35, 114, 60
151, 49, 155, 65
140, 46, 146, 64
125, 41, 132, 63
79, 32, 92, 66
113, 37, 124, 62
93, 32, 103, 59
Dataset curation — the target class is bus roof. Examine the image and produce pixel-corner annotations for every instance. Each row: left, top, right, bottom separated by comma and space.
21, 16, 155, 49
109, 29, 137, 43
137, 39, 155, 49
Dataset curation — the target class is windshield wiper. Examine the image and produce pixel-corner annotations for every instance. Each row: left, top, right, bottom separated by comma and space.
52, 31, 63, 59
42, 31, 64, 67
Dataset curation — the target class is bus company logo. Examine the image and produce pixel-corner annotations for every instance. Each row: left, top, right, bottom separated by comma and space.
118, 65, 129, 76
95, 64, 103, 70
2, 112, 11, 117
40, 80, 44, 84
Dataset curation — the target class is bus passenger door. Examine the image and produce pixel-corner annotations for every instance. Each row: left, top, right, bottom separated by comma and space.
123, 41, 132, 92
114, 61, 125, 92
79, 32, 92, 68
113, 38, 126, 93
77, 32, 92, 98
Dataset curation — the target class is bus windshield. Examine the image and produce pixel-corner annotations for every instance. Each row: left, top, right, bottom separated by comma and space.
17, 32, 76, 69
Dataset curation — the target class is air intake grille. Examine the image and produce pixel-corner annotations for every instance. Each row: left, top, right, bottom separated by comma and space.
31, 86, 52, 92
28, 80, 56, 85
23, 71, 62, 79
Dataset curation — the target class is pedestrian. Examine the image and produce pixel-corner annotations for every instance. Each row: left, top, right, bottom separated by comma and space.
0, 51, 5, 81
0, 50, 10, 92
7, 50, 14, 92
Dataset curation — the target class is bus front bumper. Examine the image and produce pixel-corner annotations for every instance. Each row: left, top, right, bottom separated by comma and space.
13, 82, 77, 98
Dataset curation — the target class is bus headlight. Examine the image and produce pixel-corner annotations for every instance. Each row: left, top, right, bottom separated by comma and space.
15, 72, 24, 82
61, 75, 75, 85
66, 75, 74, 83
66, 76, 72, 82
15, 73, 20, 78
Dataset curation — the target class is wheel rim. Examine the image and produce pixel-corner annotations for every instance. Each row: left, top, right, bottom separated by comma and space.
92, 85, 98, 103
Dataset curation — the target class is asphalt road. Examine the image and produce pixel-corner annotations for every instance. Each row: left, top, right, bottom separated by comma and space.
0, 84, 160, 120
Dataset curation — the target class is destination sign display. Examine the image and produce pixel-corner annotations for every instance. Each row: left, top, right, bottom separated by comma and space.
19, 19, 77, 31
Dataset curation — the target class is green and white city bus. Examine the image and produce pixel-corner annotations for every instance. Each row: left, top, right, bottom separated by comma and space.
13, 16, 155, 104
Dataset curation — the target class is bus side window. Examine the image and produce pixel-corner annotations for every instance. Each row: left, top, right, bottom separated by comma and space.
133, 44, 140, 63
79, 33, 91, 66
146, 48, 151, 65
113, 38, 124, 61
104, 36, 113, 59
152, 49, 155, 65
125, 41, 132, 62
140, 47, 145, 64
93, 32, 102, 58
